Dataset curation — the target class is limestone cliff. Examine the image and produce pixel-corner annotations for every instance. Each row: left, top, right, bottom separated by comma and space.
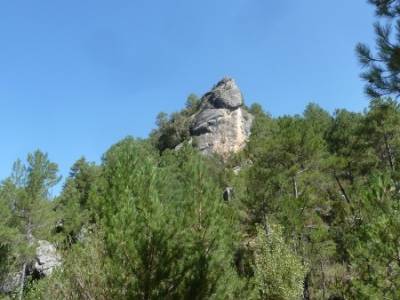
190, 77, 253, 158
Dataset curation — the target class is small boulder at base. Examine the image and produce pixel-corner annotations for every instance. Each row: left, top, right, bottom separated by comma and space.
34, 240, 61, 277
1, 239, 61, 294
0, 273, 21, 294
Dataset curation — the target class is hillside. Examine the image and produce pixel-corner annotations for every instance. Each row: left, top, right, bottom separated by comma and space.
4, 1, 400, 299
2, 78, 400, 299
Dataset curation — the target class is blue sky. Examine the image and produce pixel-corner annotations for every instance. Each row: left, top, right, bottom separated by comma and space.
1, 0, 376, 192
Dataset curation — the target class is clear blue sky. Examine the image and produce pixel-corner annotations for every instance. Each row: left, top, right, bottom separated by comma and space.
1, 0, 376, 192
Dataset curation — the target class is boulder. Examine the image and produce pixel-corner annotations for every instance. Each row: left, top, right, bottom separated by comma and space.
34, 240, 61, 277
0, 273, 21, 294
0, 240, 61, 294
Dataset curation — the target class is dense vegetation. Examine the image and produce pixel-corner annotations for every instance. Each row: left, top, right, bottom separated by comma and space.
3, 1, 400, 299
2, 98, 400, 299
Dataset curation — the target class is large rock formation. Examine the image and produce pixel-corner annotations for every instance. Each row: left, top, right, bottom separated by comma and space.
34, 240, 61, 277
0, 240, 61, 294
0, 273, 21, 294
190, 77, 253, 158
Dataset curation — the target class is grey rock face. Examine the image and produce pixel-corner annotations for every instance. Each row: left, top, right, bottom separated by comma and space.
190, 78, 253, 157
1, 240, 61, 294
0, 273, 21, 294
191, 109, 226, 135
34, 240, 61, 277
202, 77, 244, 110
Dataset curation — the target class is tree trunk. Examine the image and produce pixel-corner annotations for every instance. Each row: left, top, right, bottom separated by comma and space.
18, 263, 26, 300
303, 271, 311, 300
320, 261, 326, 299
383, 131, 395, 171
334, 173, 351, 204
334, 172, 355, 216
293, 176, 299, 199
19, 219, 33, 300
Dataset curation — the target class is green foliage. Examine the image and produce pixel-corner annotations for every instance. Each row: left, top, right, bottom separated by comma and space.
240, 98, 400, 298
26, 231, 109, 300
151, 94, 201, 152
6, 2, 400, 299
11, 151, 60, 243
245, 109, 329, 226
54, 157, 99, 246
369, 0, 400, 17
0, 181, 19, 282
344, 172, 400, 299
0, 151, 60, 299
357, 1, 400, 97
362, 98, 400, 173
82, 138, 242, 299
6, 95, 400, 299
251, 222, 306, 300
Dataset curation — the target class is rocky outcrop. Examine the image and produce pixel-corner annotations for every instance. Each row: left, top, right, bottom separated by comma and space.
190, 78, 253, 158
0, 273, 21, 294
0, 240, 61, 294
34, 240, 61, 277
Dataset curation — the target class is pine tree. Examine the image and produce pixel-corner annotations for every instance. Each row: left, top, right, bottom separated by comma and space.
346, 172, 400, 299
361, 98, 400, 174
0, 179, 20, 288
87, 138, 242, 299
55, 157, 99, 246
160, 146, 243, 299
250, 221, 306, 300
357, 0, 400, 97
3, 151, 60, 299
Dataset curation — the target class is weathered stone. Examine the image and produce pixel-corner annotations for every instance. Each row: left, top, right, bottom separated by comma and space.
191, 109, 226, 135
190, 77, 253, 158
202, 77, 243, 110
233, 166, 242, 175
1, 240, 61, 294
34, 240, 61, 277
0, 273, 21, 294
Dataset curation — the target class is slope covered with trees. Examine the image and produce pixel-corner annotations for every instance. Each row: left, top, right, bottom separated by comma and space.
1, 96, 400, 299
1, 98, 400, 299
2, 1, 400, 299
